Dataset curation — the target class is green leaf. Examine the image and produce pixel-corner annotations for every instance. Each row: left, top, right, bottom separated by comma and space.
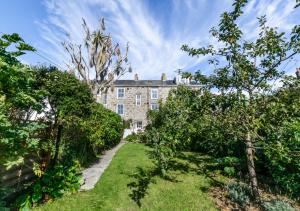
224, 166, 236, 176
1, 33, 24, 43
31, 192, 42, 203
16, 42, 36, 52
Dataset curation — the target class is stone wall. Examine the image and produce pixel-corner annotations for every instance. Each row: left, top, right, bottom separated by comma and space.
97, 85, 175, 129
96, 78, 201, 131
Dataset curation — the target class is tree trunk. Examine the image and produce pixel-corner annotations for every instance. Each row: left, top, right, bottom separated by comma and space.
245, 132, 260, 199
51, 124, 63, 168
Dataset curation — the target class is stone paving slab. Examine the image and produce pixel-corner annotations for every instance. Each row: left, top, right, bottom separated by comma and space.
80, 141, 126, 191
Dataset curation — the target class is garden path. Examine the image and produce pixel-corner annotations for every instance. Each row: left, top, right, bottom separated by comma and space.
79, 141, 126, 191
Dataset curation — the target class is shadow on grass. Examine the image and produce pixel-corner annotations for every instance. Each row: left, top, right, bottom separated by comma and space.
127, 151, 226, 207
176, 152, 226, 187
127, 167, 156, 207
127, 165, 183, 207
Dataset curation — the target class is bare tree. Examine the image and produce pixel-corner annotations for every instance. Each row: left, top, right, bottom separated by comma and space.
63, 18, 131, 96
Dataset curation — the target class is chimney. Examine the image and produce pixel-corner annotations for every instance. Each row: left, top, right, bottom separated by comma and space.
134, 73, 139, 81
161, 73, 167, 81
296, 68, 300, 79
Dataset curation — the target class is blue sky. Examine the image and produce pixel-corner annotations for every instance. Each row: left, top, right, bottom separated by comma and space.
1, 0, 299, 79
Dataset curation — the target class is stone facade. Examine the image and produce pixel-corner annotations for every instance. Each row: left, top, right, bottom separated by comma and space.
96, 75, 201, 131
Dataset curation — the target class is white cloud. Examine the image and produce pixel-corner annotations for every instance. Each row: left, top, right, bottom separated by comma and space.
37, 0, 226, 79
241, 0, 299, 75
241, 0, 297, 38
37, 0, 299, 80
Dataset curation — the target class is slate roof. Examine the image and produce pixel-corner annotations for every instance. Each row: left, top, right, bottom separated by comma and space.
113, 80, 201, 87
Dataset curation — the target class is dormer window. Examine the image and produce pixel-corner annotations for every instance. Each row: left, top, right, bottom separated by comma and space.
117, 88, 125, 99
151, 89, 158, 99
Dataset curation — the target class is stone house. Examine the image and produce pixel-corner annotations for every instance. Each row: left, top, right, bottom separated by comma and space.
97, 73, 201, 132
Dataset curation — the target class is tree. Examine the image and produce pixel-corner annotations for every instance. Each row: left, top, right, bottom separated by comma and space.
182, 0, 300, 199
35, 67, 94, 167
145, 86, 205, 176
63, 18, 131, 96
0, 33, 35, 65
296, 0, 300, 8
0, 33, 45, 168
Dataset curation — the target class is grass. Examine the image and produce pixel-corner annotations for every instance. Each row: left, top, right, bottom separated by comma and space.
35, 143, 217, 211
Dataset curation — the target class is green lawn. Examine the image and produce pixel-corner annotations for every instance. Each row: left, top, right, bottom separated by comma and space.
35, 143, 217, 211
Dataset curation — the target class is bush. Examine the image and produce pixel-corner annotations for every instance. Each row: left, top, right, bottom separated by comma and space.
262, 200, 295, 211
215, 156, 243, 177
84, 103, 123, 151
125, 133, 140, 143
223, 167, 236, 177
226, 183, 253, 207
123, 119, 132, 129
62, 103, 123, 166
263, 120, 300, 198
16, 160, 82, 210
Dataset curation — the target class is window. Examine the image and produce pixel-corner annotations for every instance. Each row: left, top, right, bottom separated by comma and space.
151, 89, 158, 99
136, 121, 143, 129
103, 93, 107, 105
116, 104, 124, 115
117, 88, 125, 99
151, 103, 159, 110
136, 94, 141, 106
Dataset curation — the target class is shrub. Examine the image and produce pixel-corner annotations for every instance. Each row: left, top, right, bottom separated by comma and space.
226, 183, 253, 207
125, 133, 140, 143
263, 120, 300, 198
262, 200, 295, 211
16, 160, 82, 210
215, 156, 243, 177
84, 103, 123, 151
223, 167, 236, 177
123, 119, 132, 129
63, 103, 123, 166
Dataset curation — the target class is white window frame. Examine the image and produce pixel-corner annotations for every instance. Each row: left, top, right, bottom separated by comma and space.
151, 88, 158, 99
151, 103, 159, 110
136, 94, 141, 106
117, 88, 125, 99
116, 104, 124, 115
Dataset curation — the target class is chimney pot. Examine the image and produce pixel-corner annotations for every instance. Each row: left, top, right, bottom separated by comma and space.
134, 73, 139, 81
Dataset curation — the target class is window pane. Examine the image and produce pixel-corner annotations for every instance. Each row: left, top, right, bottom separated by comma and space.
151, 89, 158, 99
117, 104, 124, 115
151, 103, 159, 110
118, 88, 125, 98
136, 94, 141, 106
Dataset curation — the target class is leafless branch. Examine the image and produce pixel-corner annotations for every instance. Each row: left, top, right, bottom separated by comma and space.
62, 17, 131, 96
